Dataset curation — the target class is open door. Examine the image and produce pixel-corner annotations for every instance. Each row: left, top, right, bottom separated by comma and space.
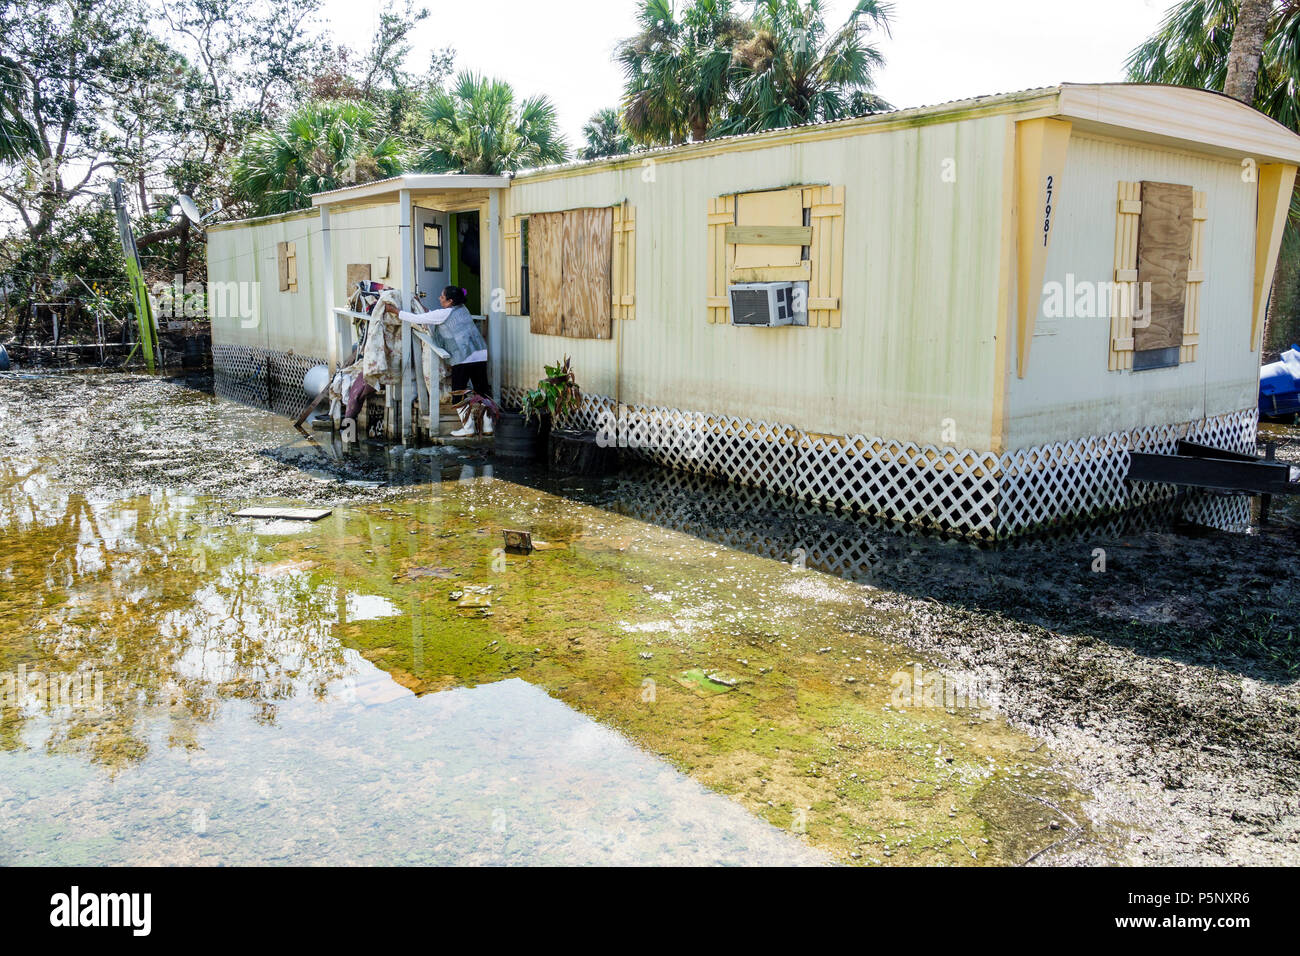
414, 207, 450, 307
450, 210, 482, 314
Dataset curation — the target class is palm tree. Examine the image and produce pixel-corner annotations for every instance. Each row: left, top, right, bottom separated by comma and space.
0, 56, 39, 163
1127, 1, 1300, 129
233, 101, 406, 215
717, 0, 893, 136
1225, 0, 1274, 102
617, 0, 753, 145
412, 72, 568, 174
1127, 1, 1300, 352
580, 108, 634, 160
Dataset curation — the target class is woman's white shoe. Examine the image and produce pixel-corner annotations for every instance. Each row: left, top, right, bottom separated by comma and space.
449, 406, 476, 437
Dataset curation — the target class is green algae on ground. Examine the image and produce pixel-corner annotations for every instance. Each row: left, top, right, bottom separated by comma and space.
0, 452, 1112, 865
240, 479, 1111, 866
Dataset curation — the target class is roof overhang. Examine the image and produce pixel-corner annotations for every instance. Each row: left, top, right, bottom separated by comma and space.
311, 173, 511, 209
510, 83, 1300, 186
1054, 83, 1300, 165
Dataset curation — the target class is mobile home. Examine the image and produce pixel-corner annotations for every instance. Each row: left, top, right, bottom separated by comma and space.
207, 83, 1300, 537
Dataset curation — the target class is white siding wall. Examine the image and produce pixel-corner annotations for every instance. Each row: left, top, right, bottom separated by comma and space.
207, 117, 1267, 458
328, 203, 402, 311
502, 114, 1011, 450
206, 210, 324, 356
207, 203, 403, 361
1006, 133, 1258, 447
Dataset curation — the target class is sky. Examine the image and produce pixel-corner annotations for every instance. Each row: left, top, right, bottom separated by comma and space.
322, 0, 1185, 145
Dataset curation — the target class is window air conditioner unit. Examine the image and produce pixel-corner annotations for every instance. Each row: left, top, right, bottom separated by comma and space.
728, 281, 808, 327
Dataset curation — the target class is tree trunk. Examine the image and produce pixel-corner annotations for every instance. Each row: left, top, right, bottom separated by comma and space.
178, 217, 190, 285
1224, 0, 1272, 105
135, 221, 188, 248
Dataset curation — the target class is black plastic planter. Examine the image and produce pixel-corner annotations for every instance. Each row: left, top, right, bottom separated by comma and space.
494, 410, 550, 460
548, 428, 619, 476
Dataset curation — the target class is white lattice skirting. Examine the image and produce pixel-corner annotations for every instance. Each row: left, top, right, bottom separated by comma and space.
501, 385, 1257, 539
212, 344, 329, 421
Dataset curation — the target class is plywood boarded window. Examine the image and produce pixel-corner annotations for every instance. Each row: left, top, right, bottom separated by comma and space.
1110, 181, 1205, 370
706, 185, 844, 326
277, 241, 298, 293
529, 212, 564, 333
345, 262, 372, 292
526, 207, 615, 339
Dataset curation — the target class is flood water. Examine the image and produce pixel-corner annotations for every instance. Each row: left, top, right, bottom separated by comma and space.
13, 371, 1287, 865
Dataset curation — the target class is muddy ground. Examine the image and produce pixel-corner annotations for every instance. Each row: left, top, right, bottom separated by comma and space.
2, 369, 1297, 865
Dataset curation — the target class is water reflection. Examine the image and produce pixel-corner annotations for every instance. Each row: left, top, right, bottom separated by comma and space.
0, 480, 352, 765
0, 440, 1110, 865
0, 479, 824, 864
562, 464, 1258, 587
0, 673, 823, 866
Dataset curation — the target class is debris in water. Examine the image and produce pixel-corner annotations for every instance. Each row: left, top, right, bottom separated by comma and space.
401, 566, 457, 580
233, 507, 332, 521
672, 669, 739, 694
456, 593, 492, 616
503, 529, 534, 553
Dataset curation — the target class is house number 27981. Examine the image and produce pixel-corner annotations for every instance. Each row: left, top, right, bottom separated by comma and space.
1042, 174, 1054, 247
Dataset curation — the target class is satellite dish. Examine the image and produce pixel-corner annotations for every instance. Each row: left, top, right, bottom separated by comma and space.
178, 194, 223, 227
178, 194, 204, 225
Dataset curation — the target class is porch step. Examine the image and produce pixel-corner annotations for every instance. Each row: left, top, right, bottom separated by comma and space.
418, 405, 494, 441
425, 434, 495, 449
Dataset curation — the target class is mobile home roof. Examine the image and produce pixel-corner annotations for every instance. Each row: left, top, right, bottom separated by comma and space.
511, 83, 1300, 183
215, 82, 1300, 228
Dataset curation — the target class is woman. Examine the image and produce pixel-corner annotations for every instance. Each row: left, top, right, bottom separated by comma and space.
387, 285, 492, 436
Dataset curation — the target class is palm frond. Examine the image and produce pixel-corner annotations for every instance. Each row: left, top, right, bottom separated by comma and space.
412, 70, 567, 174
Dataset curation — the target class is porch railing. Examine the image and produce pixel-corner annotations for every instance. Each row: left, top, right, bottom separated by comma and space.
331, 305, 487, 443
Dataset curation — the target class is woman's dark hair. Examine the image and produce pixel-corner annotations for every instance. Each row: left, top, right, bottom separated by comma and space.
442, 285, 467, 306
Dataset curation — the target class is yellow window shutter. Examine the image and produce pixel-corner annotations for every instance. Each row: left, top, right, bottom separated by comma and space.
611, 202, 636, 320
804, 185, 845, 328
1109, 181, 1141, 370
1181, 191, 1207, 364
706, 195, 735, 323
503, 215, 522, 314
285, 241, 299, 292
277, 241, 290, 292
709, 186, 843, 326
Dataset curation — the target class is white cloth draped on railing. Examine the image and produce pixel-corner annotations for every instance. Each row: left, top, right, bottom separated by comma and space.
325, 288, 454, 428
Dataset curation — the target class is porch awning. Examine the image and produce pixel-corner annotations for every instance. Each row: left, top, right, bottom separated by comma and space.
311, 173, 511, 209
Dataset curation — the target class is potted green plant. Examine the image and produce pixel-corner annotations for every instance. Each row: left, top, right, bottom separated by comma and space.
540, 359, 617, 475
494, 357, 581, 460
